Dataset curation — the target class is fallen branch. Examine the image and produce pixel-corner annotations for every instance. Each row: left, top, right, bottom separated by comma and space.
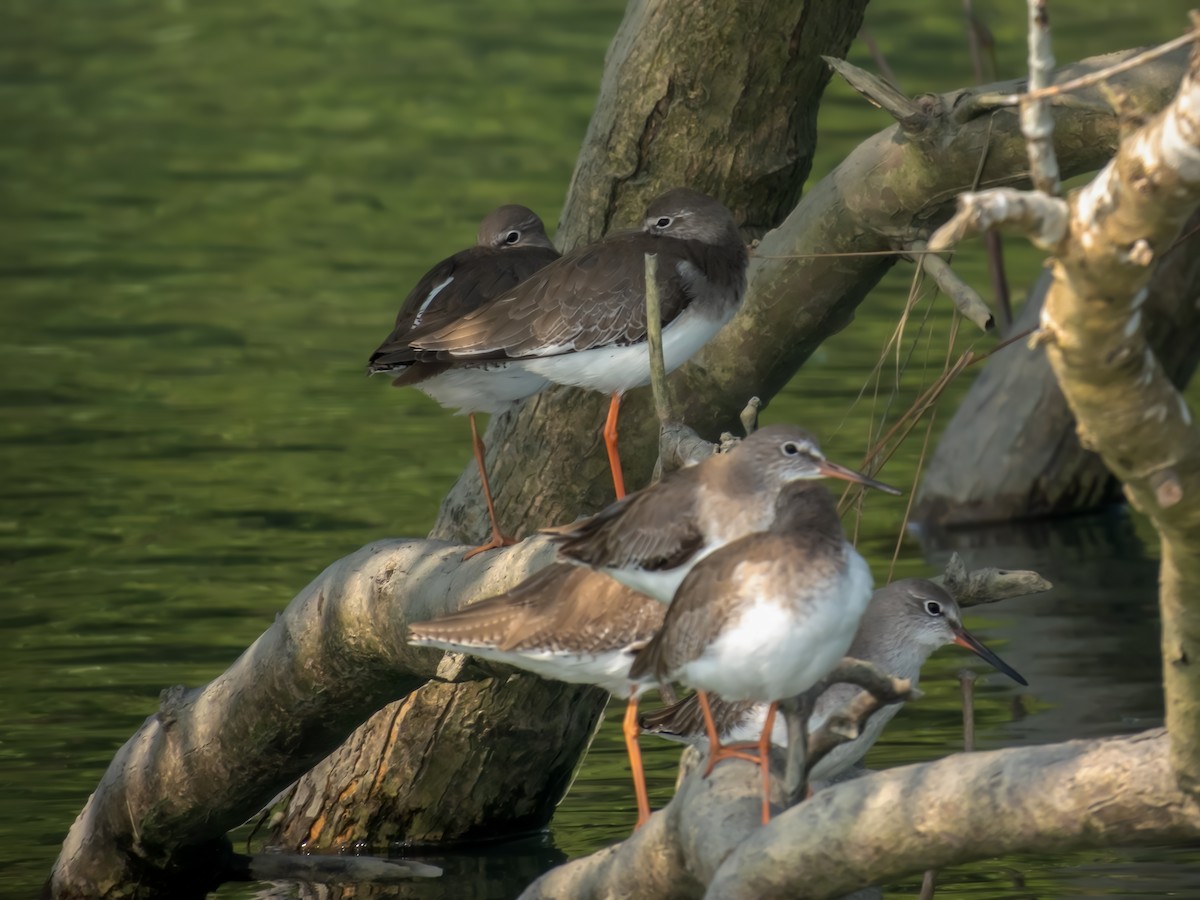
934, 551, 1053, 606
46, 537, 563, 899
522, 730, 1200, 900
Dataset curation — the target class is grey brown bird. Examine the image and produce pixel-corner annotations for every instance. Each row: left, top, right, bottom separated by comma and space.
548, 424, 899, 603
406, 563, 665, 827
368, 205, 560, 557
627, 478, 875, 824
409, 188, 749, 499
640, 578, 1027, 784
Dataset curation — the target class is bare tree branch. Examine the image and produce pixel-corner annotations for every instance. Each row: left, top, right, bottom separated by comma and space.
520, 730, 1200, 899
930, 20, 1200, 794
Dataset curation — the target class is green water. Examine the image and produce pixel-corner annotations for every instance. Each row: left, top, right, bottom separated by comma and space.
3, 1, 1199, 897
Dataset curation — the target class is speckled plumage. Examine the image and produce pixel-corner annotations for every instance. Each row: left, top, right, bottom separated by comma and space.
407, 563, 665, 696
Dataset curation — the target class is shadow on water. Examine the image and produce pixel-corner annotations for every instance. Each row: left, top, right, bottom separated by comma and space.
227, 834, 565, 900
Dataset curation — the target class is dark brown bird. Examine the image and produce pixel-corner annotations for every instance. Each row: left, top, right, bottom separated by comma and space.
409, 188, 749, 500
368, 205, 559, 557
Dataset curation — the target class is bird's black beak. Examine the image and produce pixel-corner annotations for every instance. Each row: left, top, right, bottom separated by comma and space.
953, 626, 1028, 686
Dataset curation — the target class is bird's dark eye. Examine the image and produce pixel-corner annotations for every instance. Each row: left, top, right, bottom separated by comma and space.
924, 600, 943, 617
781, 442, 801, 457
656, 216, 672, 228
504, 230, 521, 244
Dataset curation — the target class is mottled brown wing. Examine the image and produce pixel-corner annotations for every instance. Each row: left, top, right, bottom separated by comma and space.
406, 562, 574, 647
409, 231, 698, 360
498, 567, 666, 655
547, 466, 706, 571
368, 244, 559, 371
408, 563, 664, 656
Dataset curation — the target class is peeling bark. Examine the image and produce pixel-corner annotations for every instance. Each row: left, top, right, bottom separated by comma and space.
1037, 52, 1200, 797
914, 213, 1200, 526
927, 17, 1200, 796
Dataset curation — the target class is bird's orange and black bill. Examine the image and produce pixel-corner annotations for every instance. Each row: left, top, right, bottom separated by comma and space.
816, 459, 903, 496
953, 628, 1028, 686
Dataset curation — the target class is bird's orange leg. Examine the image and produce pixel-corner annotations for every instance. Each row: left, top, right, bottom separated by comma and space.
698, 691, 760, 776
623, 694, 651, 828
603, 391, 627, 500
758, 701, 778, 825
462, 413, 517, 560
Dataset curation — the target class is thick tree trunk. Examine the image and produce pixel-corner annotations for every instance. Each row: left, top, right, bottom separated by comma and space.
1035, 73, 1200, 794
276, 0, 874, 850
913, 209, 1200, 526
47, 537, 556, 899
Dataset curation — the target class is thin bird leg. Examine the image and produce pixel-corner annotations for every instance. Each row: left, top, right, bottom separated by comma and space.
462, 413, 516, 560
623, 694, 651, 828
758, 701, 778, 825
603, 391, 627, 499
698, 691, 760, 776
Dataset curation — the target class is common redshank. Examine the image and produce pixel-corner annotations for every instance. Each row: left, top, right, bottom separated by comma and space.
628, 477, 875, 824
549, 424, 900, 603
640, 578, 1027, 783
368, 205, 560, 557
409, 188, 749, 499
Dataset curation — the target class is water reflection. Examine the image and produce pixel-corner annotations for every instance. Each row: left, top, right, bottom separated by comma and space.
236, 834, 565, 900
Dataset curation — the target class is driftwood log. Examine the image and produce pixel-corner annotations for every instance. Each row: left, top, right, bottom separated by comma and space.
521, 730, 1199, 900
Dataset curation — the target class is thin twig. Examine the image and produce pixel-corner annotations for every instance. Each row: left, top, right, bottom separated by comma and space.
644, 253, 671, 427
961, 669, 978, 753
908, 240, 995, 331
983, 29, 1200, 107
1022, 0, 1062, 196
